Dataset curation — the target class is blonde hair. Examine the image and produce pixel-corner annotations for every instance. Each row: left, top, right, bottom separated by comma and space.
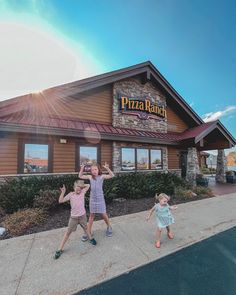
74, 180, 85, 188
155, 193, 170, 202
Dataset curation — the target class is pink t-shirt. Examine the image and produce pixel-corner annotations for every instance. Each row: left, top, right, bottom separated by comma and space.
64, 189, 86, 217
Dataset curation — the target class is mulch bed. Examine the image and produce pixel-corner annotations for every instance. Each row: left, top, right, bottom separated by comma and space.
0, 195, 213, 240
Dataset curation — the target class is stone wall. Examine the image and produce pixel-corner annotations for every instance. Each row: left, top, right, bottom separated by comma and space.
215, 149, 226, 183
113, 78, 167, 133
112, 141, 168, 173
186, 147, 200, 183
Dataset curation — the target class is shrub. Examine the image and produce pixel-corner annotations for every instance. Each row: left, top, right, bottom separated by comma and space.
201, 167, 216, 174
193, 186, 214, 197
103, 171, 189, 200
0, 175, 79, 213
0, 207, 5, 221
33, 189, 60, 210
3, 208, 46, 236
174, 187, 197, 201
0, 171, 190, 213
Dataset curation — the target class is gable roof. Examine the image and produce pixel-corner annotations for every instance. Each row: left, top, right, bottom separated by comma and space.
0, 61, 203, 126
0, 61, 235, 148
180, 120, 236, 146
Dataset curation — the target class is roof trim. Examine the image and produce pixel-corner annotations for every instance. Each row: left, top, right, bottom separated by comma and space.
0, 122, 179, 146
194, 120, 236, 146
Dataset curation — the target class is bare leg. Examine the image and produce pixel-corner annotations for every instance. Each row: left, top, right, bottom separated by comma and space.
88, 213, 95, 236
155, 228, 162, 248
58, 230, 71, 251
166, 226, 174, 239
101, 213, 111, 227
156, 228, 162, 242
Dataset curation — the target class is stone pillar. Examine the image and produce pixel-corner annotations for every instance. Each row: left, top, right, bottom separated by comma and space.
215, 149, 226, 183
186, 147, 200, 183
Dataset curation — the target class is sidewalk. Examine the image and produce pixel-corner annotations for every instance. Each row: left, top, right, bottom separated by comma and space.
1, 193, 236, 295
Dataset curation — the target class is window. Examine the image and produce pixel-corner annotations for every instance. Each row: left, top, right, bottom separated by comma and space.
151, 149, 162, 170
121, 148, 135, 171
121, 147, 163, 171
24, 144, 49, 173
137, 149, 149, 170
79, 146, 98, 172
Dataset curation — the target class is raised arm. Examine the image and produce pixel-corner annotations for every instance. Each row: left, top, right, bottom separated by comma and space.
79, 163, 91, 180
170, 205, 178, 210
146, 205, 156, 221
102, 162, 115, 179
82, 184, 90, 193
58, 185, 69, 203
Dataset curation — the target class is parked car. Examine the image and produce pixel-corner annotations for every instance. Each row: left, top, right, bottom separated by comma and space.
122, 164, 135, 171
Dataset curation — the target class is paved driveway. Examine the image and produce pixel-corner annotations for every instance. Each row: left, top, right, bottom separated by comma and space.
77, 226, 236, 295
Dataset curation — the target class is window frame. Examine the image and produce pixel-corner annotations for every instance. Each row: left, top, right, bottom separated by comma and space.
75, 143, 101, 172
121, 147, 136, 171
150, 149, 163, 170
136, 148, 149, 170
121, 147, 163, 171
18, 138, 53, 174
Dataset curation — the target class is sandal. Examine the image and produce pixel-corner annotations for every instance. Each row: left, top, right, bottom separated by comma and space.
167, 232, 174, 239
89, 238, 97, 246
54, 250, 63, 259
155, 240, 161, 248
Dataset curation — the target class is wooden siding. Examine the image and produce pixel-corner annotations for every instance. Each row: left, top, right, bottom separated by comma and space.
101, 141, 113, 168
167, 106, 189, 133
0, 136, 18, 174
53, 139, 75, 173
51, 85, 113, 124
168, 147, 180, 169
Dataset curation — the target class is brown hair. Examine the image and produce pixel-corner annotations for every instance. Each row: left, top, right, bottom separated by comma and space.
91, 163, 102, 179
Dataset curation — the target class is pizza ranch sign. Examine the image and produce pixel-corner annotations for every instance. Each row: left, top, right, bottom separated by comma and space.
119, 96, 167, 120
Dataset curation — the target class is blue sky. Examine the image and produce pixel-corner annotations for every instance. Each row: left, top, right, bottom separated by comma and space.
0, 0, 236, 154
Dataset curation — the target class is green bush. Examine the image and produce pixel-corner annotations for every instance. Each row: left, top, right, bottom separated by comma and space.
3, 208, 46, 236
0, 175, 79, 213
0, 207, 5, 221
103, 171, 189, 200
0, 172, 190, 213
201, 167, 216, 174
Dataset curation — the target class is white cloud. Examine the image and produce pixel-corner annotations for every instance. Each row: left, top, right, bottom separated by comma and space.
202, 106, 236, 122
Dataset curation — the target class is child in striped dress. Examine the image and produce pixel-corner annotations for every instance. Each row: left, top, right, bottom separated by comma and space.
146, 193, 177, 248
79, 162, 114, 238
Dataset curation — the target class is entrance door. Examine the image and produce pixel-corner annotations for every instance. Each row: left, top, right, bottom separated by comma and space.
180, 151, 187, 178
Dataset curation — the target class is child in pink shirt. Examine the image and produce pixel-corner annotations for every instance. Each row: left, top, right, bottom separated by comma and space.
54, 180, 96, 259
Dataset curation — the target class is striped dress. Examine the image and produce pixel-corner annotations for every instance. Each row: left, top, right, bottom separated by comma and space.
155, 203, 174, 229
89, 175, 106, 214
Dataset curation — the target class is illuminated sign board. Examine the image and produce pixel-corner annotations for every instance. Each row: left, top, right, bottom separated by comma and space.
119, 96, 167, 120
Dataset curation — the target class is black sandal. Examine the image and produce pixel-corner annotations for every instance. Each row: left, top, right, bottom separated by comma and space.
54, 250, 63, 259
89, 238, 97, 246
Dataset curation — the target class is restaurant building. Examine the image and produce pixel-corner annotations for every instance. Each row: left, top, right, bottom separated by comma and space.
0, 61, 235, 182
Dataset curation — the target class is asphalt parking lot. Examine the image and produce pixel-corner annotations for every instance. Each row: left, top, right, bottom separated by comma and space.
77, 226, 236, 295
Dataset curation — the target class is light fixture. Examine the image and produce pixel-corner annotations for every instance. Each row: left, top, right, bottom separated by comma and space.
60, 139, 67, 144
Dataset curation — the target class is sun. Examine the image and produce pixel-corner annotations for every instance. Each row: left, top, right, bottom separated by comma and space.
0, 21, 102, 101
